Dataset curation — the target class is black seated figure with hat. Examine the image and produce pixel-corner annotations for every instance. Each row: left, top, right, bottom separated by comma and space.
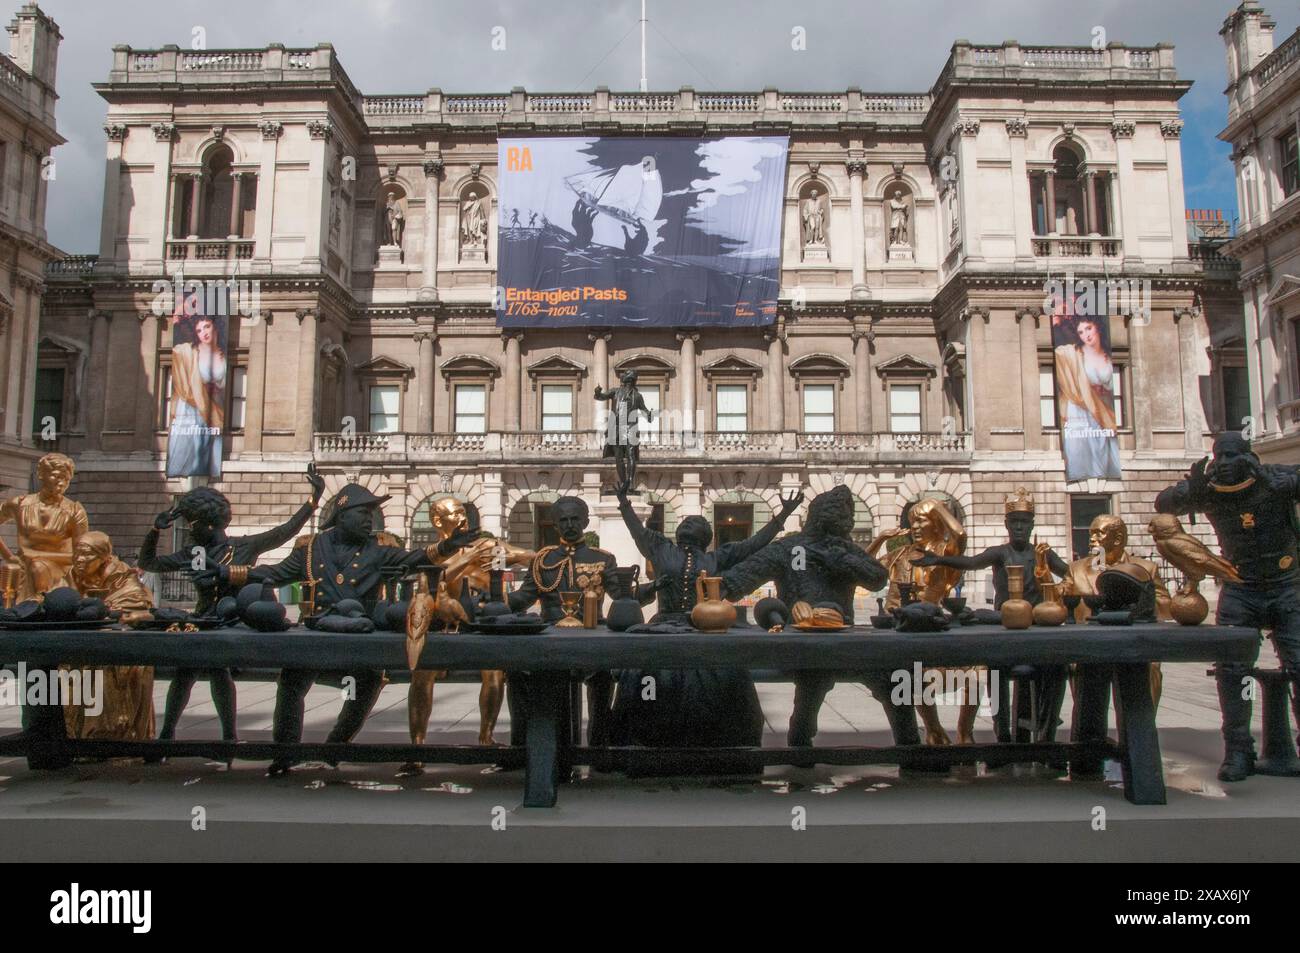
720, 485, 921, 748
606, 482, 803, 752
1155, 431, 1300, 782
913, 487, 1070, 742
507, 495, 620, 744
199, 482, 456, 776
137, 463, 324, 748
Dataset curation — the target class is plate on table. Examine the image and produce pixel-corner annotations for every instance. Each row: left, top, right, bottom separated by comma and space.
0, 618, 118, 631
460, 618, 551, 635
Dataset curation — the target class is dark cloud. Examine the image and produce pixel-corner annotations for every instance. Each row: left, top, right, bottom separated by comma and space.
37, 0, 1289, 252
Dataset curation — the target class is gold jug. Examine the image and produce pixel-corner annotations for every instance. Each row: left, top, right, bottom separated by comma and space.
1032, 580, 1068, 627
690, 571, 736, 633
1001, 565, 1033, 630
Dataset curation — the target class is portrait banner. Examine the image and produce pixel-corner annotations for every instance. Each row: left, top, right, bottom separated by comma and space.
1049, 293, 1122, 482
496, 135, 788, 328
164, 292, 228, 479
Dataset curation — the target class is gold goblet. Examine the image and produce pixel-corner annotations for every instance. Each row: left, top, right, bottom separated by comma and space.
556, 590, 584, 628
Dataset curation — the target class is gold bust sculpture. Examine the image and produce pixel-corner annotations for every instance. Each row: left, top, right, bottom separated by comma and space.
867, 498, 975, 745
64, 531, 156, 741
407, 497, 535, 751
0, 452, 89, 601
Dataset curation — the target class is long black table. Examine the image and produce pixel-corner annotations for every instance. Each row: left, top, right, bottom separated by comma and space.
0, 622, 1260, 807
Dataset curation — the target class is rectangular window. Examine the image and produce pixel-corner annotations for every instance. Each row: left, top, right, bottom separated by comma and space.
157, 365, 173, 430
889, 384, 922, 432
368, 385, 399, 433
1069, 494, 1112, 561
229, 366, 247, 431
803, 384, 835, 432
639, 385, 661, 443
716, 384, 748, 432
541, 384, 573, 432
454, 384, 486, 434
1222, 364, 1251, 432
1111, 365, 1126, 429
1039, 365, 1058, 429
32, 367, 63, 435
1282, 131, 1300, 198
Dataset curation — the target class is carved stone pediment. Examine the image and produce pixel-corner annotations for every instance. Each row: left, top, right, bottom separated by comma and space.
874, 353, 938, 378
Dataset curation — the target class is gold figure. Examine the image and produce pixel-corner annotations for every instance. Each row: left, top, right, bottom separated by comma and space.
867, 498, 974, 745
1149, 514, 1242, 593
1065, 514, 1169, 704
64, 532, 156, 741
0, 453, 89, 601
407, 498, 534, 748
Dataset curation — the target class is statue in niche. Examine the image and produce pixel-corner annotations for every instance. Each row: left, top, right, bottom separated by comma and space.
380, 191, 405, 248
801, 187, 827, 247
888, 189, 911, 246
461, 190, 488, 249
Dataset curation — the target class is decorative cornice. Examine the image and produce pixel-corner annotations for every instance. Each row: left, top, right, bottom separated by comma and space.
1111, 119, 1136, 139
259, 120, 283, 139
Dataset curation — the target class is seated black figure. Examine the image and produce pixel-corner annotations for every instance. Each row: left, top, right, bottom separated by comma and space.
721, 485, 920, 747
507, 495, 620, 744
913, 487, 1069, 741
138, 464, 323, 747
607, 482, 803, 751
199, 482, 449, 776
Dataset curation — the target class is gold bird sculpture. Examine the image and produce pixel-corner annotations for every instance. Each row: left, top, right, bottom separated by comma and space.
433, 577, 469, 634
1148, 514, 1242, 594
405, 575, 436, 671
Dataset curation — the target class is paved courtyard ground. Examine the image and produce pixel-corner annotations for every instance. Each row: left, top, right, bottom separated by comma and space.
1, 645, 1297, 861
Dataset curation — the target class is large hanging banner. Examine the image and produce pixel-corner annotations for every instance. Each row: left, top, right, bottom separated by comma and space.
496, 136, 788, 328
1048, 286, 1122, 482
164, 292, 228, 478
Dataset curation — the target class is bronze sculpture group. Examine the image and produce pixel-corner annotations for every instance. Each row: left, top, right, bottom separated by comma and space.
2, 422, 1295, 789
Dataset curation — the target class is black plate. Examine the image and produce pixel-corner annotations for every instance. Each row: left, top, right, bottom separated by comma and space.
0, 618, 118, 631
460, 619, 551, 635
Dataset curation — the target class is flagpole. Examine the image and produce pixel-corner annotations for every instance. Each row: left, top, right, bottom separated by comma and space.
639, 0, 647, 92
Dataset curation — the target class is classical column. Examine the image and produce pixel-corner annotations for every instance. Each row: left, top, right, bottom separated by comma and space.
1128, 315, 1153, 451
294, 309, 318, 451
99, 125, 127, 260
1044, 170, 1057, 235
1006, 117, 1033, 259
1084, 171, 1098, 236
243, 312, 270, 453
503, 332, 522, 431
255, 121, 282, 261
846, 158, 868, 298
228, 171, 244, 238
421, 156, 443, 298
765, 326, 785, 431
1175, 309, 1208, 453
304, 120, 333, 272
1112, 120, 1141, 262
1162, 120, 1189, 259
852, 323, 873, 432
135, 311, 160, 452
187, 173, 203, 237
953, 117, 981, 259
677, 331, 698, 435
1017, 308, 1042, 445
415, 328, 435, 432
150, 123, 175, 265
83, 311, 112, 449
590, 330, 608, 426
17, 282, 40, 445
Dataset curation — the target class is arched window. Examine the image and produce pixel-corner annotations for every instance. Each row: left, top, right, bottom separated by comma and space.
1030, 143, 1114, 244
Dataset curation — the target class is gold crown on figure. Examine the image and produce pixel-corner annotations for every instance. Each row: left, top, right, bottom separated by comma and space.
1005, 487, 1035, 514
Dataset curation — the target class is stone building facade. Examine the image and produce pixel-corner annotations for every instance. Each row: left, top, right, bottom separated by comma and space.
1220, 1, 1300, 465
37, 36, 1245, 604
0, 3, 61, 496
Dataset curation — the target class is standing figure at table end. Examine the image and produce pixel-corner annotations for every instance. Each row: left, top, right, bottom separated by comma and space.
0, 452, 88, 601
1155, 432, 1300, 782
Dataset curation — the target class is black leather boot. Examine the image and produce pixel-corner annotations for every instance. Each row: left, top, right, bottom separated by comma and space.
1216, 664, 1257, 783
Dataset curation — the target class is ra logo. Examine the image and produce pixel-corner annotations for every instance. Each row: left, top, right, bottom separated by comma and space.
506, 146, 533, 172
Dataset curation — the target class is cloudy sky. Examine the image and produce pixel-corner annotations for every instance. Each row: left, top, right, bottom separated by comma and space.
32, 0, 1297, 253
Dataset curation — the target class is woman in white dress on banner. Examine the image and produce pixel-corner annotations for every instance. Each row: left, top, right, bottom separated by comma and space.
165, 312, 226, 478
1053, 315, 1121, 481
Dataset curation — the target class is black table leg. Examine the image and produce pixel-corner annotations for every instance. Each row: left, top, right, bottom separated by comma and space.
1071, 664, 1111, 779
522, 672, 570, 808
22, 667, 71, 770
1114, 662, 1166, 805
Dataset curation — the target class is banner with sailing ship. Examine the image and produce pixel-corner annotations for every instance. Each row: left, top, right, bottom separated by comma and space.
496, 136, 788, 328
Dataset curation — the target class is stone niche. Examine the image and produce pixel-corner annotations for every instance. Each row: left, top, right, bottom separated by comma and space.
797, 180, 830, 262
884, 182, 914, 263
